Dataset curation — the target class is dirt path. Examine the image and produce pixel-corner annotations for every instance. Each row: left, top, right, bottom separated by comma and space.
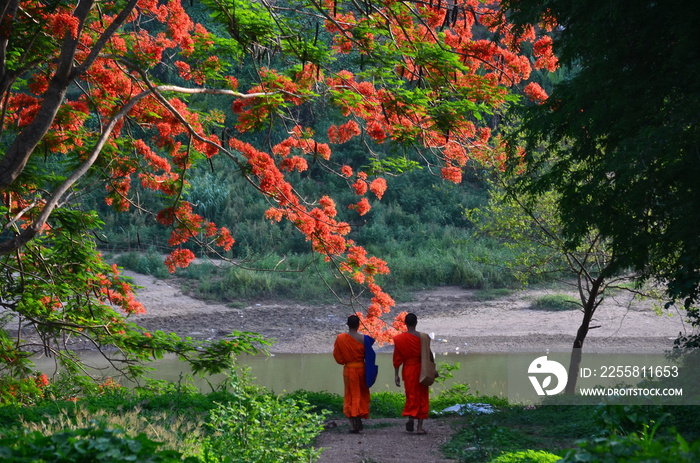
315, 418, 458, 463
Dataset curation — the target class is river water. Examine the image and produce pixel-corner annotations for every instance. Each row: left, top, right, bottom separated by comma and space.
36, 350, 683, 404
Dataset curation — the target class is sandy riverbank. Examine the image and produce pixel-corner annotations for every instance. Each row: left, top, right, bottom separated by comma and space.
127, 271, 690, 354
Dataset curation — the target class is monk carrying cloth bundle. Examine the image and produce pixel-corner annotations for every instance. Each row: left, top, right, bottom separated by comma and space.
419, 332, 438, 386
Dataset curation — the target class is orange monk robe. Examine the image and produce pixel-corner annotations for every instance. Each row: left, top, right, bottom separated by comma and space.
333, 333, 370, 419
393, 332, 429, 419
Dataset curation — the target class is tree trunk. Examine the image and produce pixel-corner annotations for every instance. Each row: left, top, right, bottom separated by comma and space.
565, 276, 604, 394
565, 316, 591, 394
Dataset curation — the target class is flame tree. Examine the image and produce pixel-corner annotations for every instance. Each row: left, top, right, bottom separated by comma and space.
0, 0, 553, 398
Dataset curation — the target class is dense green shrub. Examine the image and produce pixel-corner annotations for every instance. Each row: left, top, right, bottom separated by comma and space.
116, 250, 170, 279
488, 450, 561, 463
0, 425, 197, 463
530, 294, 578, 312
366, 390, 406, 417
0, 371, 328, 462
559, 423, 700, 463
284, 390, 344, 417
205, 374, 327, 463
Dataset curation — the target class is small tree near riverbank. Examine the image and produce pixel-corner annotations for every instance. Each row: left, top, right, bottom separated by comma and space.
469, 173, 668, 392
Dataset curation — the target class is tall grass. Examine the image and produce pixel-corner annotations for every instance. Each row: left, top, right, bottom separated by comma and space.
116, 248, 171, 279
115, 234, 522, 305
19, 405, 207, 458
531, 294, 579, 311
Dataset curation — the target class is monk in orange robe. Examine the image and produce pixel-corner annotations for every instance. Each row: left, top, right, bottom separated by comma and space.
393, 312, 430, 434
333, 315, 370, 433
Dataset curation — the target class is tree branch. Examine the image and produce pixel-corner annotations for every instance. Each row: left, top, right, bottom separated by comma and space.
0, 82, 273, 256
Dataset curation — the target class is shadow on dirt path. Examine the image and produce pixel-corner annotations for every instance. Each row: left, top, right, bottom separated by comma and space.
315, 417, 459, 462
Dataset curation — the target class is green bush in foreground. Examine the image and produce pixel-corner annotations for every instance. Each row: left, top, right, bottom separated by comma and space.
285, 390, 344, 417
205, 374, 328, 463
488, 450, 561, 463
559, 422, 700, 463
0, 370, 329, 463
0, 425, 197, 463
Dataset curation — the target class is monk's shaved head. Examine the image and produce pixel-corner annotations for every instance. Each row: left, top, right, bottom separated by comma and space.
404, 313, 417, 327
347, 314, 360, 329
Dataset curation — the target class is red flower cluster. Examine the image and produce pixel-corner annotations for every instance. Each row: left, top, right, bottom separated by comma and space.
35, 373, 49, 388
350, 197, 371, 216
274, 126, 331, 162
533, 36, 558, 72
156, 201, 235, 270
165, 249, 196, 272
369, 178, 387, 200
441, 166, 463, 184
47, 11, 79, 39
328, 120, 361, 144
524, 82, 549, 105
98, 265, 146, 315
